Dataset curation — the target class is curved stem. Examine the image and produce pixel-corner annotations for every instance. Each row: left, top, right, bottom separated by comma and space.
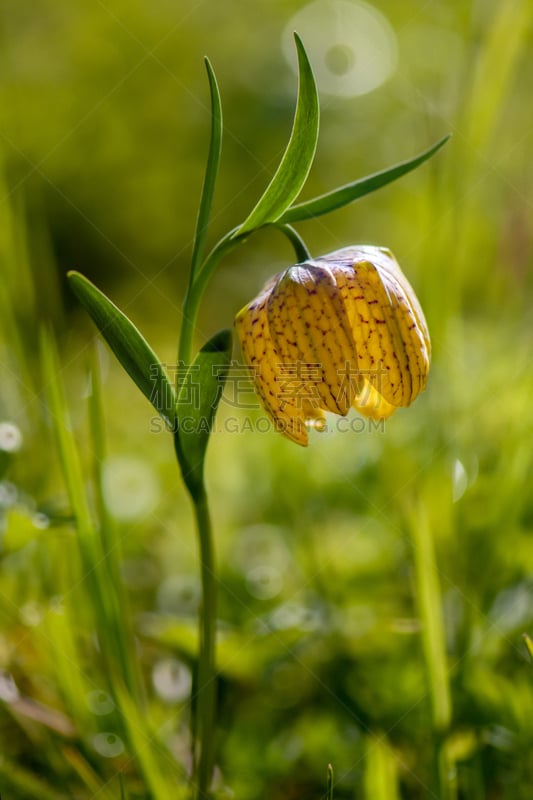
178, 228, 243, 373
175, 219, 312, 800
192, 485, 217, 800
178, 222, 311, 373
273, 222, 312, 262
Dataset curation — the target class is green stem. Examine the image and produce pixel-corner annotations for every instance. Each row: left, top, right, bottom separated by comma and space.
178, 228, 243, 372
176, 231, 241, 798
175, 220, 313, 799
436, 734, 456, 800
273, 222, 311, 262
177, 222, 311, 372
192, 485, 217, 800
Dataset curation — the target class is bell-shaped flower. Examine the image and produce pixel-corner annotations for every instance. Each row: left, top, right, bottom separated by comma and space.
235, 246, 430, 445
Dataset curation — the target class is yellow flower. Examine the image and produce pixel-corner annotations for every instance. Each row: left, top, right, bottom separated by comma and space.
235, 246, 430, 446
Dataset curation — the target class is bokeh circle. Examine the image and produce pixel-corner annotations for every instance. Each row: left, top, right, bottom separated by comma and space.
282, 0, 398, 97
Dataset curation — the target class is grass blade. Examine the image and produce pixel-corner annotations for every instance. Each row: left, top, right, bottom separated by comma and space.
465, 0, 531, 152
408, 500, 455, 800
191, 58, 223, 277
40, 328, 96, 555
279, 135, 450, 224
119, 774, 128, 800
327, 763, 334, 800
523, 633, 533, 663
409, 502, 451, 731
88, 347, 145, 704
363, 735, 400, 800
115, 687, 188, 800
237, 33, 319, 235
62, 748, 118, 800
68, 271, 176, 425
40, 329, 100, 728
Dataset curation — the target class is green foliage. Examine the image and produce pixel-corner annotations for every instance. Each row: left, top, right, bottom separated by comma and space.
191, 59, 223, 278
524, 635, 533, 663
175, 330, 233, 499
327, 763, 334, 800
67, 271, 176, 424
363, 736, 399, 800
38, 331, 185, 797
237, 34, 319, 235
1, 3, 533, 800
278, 135, 450, 224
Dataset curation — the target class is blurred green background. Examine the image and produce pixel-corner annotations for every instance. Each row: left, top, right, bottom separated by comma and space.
1, 0, 533, 798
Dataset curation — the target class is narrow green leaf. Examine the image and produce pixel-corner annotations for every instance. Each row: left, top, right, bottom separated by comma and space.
39, 329, 101, 729
88, 348, 144, 705
68, 271, 176, 425
114, 687, 188, 800
236, 33, 319, 235
40, 328, 95, 552
523, 633, 533, 663
363, 735, 400, 800
327, 764, 334, 800
175, 329, 232, 498
279, 134, 451, 224
62, 749, 118, 800
408, 501, 451, 733
191, 58, 223, 277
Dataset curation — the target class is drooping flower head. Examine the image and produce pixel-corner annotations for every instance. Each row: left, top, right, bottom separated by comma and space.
235, 246, 430, 445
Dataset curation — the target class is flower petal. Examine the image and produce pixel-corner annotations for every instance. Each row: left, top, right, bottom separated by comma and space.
235, 286, 309, 446
356, 246, 431, 359
266, 264, 359, 415
318, 247, 430, 407
353, 380, 397, 420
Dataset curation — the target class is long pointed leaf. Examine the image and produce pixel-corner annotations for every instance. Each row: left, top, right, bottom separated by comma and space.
191, 58, 223, 277
88, 348, 144, 704
327, 764, 334, 800
114, 687, 188, 800
236, 33, 319, 235
68, 271, 176, 425
40, 328, 95, 550
279, 134, 450, 224
175, 329, 232, 499
524, 633, 533, 663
